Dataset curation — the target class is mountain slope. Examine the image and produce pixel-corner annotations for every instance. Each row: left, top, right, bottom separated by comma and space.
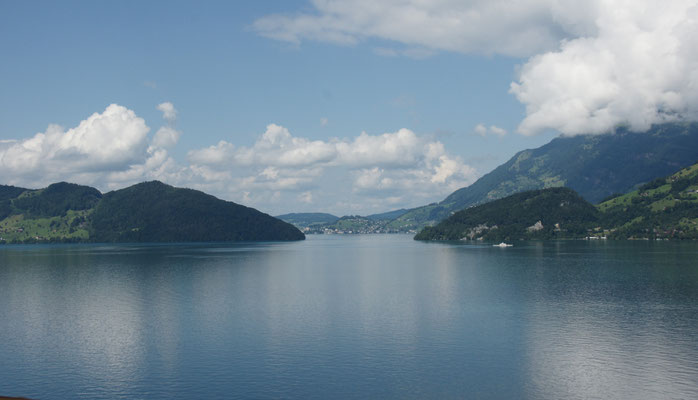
414, 188, 598, 241
90, 181, 304, 242
0, 181, 304, 243
415, 162, 698, 241
392, 122, 698, 230
279, 208, 409, 233
303, 215, 403, 234
0, 183, 106, 242
276, 213, 339, 229
13, 182, 102, 218
598, 162, 698, 239
365, 208, 408, 221
0, 185, 29, 220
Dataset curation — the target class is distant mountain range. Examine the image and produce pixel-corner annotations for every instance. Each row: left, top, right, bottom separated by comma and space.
276, 209, 409, 233
0, 181, 304, 243
415, 162, 698, 241
277, 210, 410, 234
391, 122, 698, 231
6, 123, 698, 241
275, 213, 340, 229
282, 123, 698, 233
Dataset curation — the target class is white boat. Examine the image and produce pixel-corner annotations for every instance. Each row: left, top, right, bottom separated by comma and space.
493, 242, 513, 247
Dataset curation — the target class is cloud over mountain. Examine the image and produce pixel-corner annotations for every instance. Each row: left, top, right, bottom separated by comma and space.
187, 124, 477, 209
512, 0, 698, 135
1, 105, 476, 215
255, 0, 698, 136
0, 104, 155, 186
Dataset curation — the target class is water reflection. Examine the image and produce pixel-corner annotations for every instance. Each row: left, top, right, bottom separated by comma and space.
521, 241, 698, 399
0, 238, 696, 399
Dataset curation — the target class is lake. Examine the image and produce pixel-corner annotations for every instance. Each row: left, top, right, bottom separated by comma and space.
1, 235, 697, 399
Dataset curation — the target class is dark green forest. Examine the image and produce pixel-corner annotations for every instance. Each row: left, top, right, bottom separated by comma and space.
91, 181, 304, 242
414, 188, 599, 242
415, 163, 698, 241
0, 181, 304, 243
12, 182, 102, 218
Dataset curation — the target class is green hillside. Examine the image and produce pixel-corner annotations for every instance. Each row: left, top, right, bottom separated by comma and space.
414, 188, 598, 241
304, 215, 403, 234
13, 182, 102, 218
276, 212, 339, 229
0, 181, 304, 243
278, 209, 408, 233
597, 163, 698, 239
365, 208, 408, 221
0, 185, 29, 220
393, 123, 698, 231
415, 163, 698, 241
0, 182, 99, 242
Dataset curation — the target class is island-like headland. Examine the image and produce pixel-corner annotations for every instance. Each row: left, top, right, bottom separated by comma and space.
0, 181, 304, 243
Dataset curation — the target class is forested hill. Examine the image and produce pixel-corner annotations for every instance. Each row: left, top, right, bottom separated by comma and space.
392, 122, 698, 231
414, 187, 598, 241
596, 162, 698, 239
415, 162, 698, 241
0, 181, 304, 243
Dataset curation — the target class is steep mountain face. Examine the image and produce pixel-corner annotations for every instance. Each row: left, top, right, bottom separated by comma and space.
393, 123, 698, 230
0, 181, 304, 243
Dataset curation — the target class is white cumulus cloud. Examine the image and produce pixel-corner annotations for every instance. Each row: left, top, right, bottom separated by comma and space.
2, 105, 477, 215
511, 0, 698, 135
1, 104, 149, 184
157, 102, 177, 122
153, 126, 180, 148
256, 0, 698, 136
187, 124, 478, 212
336, 128, 422, 167
188, 124, 337, 168
153, 102, 180, 147
0, 104, 182, 189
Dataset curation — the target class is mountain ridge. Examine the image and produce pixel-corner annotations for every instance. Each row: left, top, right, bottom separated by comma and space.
415, 161, 698, 241
0, 181, 304, 243
391, 122, 698, 231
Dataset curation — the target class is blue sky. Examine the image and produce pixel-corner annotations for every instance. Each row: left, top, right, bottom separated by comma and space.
2, 1, 696, 215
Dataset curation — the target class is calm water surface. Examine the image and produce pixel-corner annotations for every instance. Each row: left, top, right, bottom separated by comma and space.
1, 235, 697, 399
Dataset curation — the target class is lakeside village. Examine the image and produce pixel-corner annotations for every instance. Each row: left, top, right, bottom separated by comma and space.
300, 222, 417, 235
296, 217, 676, 240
